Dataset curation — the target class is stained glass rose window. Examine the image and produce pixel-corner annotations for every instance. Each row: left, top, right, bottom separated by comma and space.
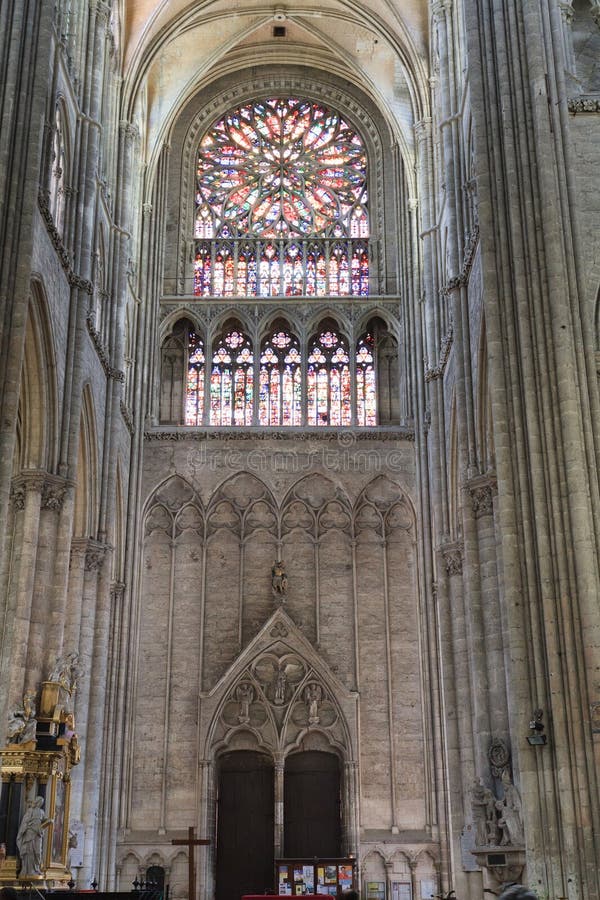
194, 98, 369, 297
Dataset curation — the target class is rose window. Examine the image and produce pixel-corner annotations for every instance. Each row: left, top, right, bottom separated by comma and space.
194, 98, 369, 297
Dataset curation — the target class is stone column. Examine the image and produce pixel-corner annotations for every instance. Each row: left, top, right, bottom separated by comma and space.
274, 753, 285, 858
466, 474, 508, 742
5, 472, 45, 703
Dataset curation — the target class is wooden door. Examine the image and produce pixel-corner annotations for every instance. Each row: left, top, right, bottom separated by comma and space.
216, 751, 274, 900
284, 751, 341, 857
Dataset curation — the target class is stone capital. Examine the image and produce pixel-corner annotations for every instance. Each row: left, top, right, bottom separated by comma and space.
41, 475, 70, 511
119, 119, 140, 142
466, 472, 497, 518
11, 470, 47, 509
441, 541, 463, 576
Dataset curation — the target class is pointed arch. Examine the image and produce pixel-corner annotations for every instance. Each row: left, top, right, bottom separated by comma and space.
18, 281, 58, 472
73, 385, 99, 538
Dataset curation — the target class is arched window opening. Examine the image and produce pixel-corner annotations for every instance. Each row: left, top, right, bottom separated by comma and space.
159, 319, 205, 425
194, 97, 369, 298
307, 323, 351, 426
210, 324, 253, 426
49, 103, 69, 235
361, 317, 399, 427
356, 333, 377, 427
186, 330, 206, 425
259, 323, 302, 426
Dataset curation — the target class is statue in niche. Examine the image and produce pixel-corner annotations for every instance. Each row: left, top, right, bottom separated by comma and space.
271, 560, 288, 599
7, 691, 38, 745
469, 778, 497, 846
16, 797, 52, 877
274, 667, 287, 706
304, 683, 323, 725
48, 651, 83, 694
235, 682, 254, 724
497, 771, 525, 845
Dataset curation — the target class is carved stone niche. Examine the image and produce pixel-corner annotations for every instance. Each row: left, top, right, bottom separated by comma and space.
471, 848, 525, 888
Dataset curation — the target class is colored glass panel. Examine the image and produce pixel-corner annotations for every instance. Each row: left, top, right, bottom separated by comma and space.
259, 326, 301, 425
194, 97, 369, 296
356, 333, 377, 426
307, 328, 350, 426
210, 328, 253, 425
185, 332, 205, 425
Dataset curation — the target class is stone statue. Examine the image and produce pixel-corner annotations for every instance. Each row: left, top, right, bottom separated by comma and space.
470, 778, 496, 846
48, 651, 83, 693
7, 691, 37, 745
498, 771, 525, 844
235, 682, 254, 724
271, 560, 288, 598
16, 797, 52, 877
304, 682, 322, 725
274, 667, 287, 705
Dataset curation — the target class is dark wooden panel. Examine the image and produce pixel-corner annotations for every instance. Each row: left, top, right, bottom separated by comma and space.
216, 751, 275, 900
284, 751, 341, 857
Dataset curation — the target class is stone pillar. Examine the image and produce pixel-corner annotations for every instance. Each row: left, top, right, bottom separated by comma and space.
6, 472, 45, 703
274, 753, 285, 858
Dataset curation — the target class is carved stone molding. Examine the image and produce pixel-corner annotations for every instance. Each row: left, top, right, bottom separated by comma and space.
70, 538, 111, 572
11, 471, 48, 510
120, 400, 134, 435
568, 94, 600, 114
38, 191, 93, 293
441, 541, 463, 576
144, 427, 415, 443
425, 322, 453, 382
466, 473, 498, 519
119, 120, 140, 142
41, 476, 69, 511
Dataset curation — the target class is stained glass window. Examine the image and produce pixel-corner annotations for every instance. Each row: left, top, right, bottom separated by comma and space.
356, 333, 377, 426
210, 326, 254, 426
185, 331, 205, 425
194, 98, 369, 297
307, 326, 351, 426
259, 325, 302, 426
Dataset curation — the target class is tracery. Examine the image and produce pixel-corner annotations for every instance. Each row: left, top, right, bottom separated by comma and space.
194, 98, 369, 298
210, 325, 254, 426
307, 326, 351, 426
259, 325, 302, 426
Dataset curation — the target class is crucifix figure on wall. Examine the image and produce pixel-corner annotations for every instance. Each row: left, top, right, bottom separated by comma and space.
171, 826, 210, 900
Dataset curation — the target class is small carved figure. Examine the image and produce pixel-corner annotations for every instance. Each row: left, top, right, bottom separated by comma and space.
271, 560, 288, 597
304, 683, 322, 725
470, 778, 496, 846
48, 652, 83, 694
499, 771, 525, 845
16, 797, 52, 878
7, 692, 37, 745
274, 668, 287, 705
235, 682, 254, 724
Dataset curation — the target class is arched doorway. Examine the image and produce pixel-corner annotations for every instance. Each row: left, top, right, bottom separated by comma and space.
216, 751, 274, 900
284, 751, 341, 857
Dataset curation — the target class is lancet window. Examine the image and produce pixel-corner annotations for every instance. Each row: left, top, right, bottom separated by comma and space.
159, 318, 400, 427
193, 97, 369, 298
307, 325, 351, 426
356, 333, 377, 427
210, 325, 254, 426
259, 325, 302, 426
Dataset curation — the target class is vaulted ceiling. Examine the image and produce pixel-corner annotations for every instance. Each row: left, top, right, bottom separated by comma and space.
119, 0, 431, 170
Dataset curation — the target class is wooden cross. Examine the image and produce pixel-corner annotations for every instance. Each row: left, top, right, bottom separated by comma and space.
171, 826, 210, 900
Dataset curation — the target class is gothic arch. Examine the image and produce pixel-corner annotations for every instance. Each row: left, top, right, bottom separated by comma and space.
72, 385, 99, 539
18, 281, 58, 471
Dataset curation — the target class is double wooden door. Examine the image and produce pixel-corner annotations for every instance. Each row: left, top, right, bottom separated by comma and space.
216, 750, 341, 900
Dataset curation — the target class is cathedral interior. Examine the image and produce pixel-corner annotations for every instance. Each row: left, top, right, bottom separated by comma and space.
0, 1, 599, 899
